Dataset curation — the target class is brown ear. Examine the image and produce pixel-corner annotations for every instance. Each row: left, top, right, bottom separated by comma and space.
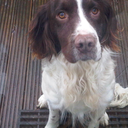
102, 1, 120, 52
29, 3, 61, 59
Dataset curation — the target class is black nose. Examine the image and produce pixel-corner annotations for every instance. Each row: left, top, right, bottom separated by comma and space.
75, 34, 96, 52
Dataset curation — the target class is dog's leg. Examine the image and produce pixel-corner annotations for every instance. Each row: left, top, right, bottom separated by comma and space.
37, 94, 48, 108
45, 106, 59, 128
88, 119, 99, 128
99, 112, 109, 126
88, 110, 106, 128
110, 83, 128, 108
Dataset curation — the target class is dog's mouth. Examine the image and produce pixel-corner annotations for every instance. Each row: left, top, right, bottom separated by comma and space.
61, 34, 102, 63
74, 48, 101, 62
62, 47, 102, 63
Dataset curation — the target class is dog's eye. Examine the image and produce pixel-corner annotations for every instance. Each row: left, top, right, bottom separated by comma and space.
91, 8, 99, 15
58, 12, 66, 19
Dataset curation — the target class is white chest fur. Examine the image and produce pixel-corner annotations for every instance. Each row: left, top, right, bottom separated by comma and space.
41, 49, 115, 116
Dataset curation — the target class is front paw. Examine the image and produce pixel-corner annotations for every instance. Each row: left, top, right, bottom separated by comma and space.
37, 95, 47, 108
99, 112, 109, 126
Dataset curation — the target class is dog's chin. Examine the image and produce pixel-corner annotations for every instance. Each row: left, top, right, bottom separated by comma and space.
65, 52, 102, 63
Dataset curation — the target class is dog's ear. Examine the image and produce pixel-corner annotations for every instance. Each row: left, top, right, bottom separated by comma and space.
102, 1, 120, 52
29, 3, 61, 59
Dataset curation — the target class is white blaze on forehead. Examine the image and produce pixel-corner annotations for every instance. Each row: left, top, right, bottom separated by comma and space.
75, 0, 97, 35
75, 0, 102, 61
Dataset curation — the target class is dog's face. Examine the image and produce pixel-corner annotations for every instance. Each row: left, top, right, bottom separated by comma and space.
49, 0, 106, 62
29, 0, 119, 63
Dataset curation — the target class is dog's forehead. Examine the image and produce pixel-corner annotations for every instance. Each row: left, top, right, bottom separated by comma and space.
51, 0, 103, 11
52, 0, 101, 5
52, 0, 77, 9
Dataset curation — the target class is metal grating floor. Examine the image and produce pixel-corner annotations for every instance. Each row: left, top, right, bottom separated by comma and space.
18, 110, 49, 128
0, 0, 128, 128
18, 108, 128, 128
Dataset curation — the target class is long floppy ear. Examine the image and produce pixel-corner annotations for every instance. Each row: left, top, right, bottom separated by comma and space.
29, 2, 61, 59
102, 1, 120, 52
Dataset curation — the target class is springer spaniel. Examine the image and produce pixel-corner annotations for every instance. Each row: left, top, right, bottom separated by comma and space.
29, 0, 128, 127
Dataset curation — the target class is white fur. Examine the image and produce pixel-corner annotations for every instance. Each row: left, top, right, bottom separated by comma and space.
75, 0, 101, 61
110, 83, 128, 108
40, 49, 115, 128
37, 95, 47, 108
99, 112, 109, 126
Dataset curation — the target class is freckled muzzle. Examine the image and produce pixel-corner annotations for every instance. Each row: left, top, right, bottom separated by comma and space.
67, 32, 102, 62
75, 34, 97, 53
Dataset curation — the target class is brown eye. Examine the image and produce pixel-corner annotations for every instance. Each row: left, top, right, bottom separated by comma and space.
58, 12, 66, 19
91, 8, 99, 15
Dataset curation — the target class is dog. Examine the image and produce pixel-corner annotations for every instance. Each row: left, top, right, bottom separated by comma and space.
29, 0, 128, 127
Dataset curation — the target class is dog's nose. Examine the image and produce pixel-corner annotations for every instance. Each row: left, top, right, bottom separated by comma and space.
75, 34, 96, 52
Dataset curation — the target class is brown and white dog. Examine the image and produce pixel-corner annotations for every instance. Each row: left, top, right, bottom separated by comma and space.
29, 0, 128, 128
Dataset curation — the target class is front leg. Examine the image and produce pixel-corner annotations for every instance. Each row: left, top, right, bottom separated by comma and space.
88, 110, 105, 128
88, 120, 99, 128
45, 105, 60, 128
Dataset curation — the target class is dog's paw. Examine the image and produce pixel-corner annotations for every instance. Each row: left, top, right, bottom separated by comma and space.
99, 112, 109, 126
37, 95, 47, 108
110, 83, 128, 108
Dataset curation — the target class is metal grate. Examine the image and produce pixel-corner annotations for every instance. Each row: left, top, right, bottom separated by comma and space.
18, 110, 49, 128
18, 108, 128, 128
106, 108, 128, 128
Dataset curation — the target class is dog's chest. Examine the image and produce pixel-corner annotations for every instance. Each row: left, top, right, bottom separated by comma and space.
42, 51, 115, 112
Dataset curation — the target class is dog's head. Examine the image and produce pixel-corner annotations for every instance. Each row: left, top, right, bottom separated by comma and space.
29, 0, 119, 63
